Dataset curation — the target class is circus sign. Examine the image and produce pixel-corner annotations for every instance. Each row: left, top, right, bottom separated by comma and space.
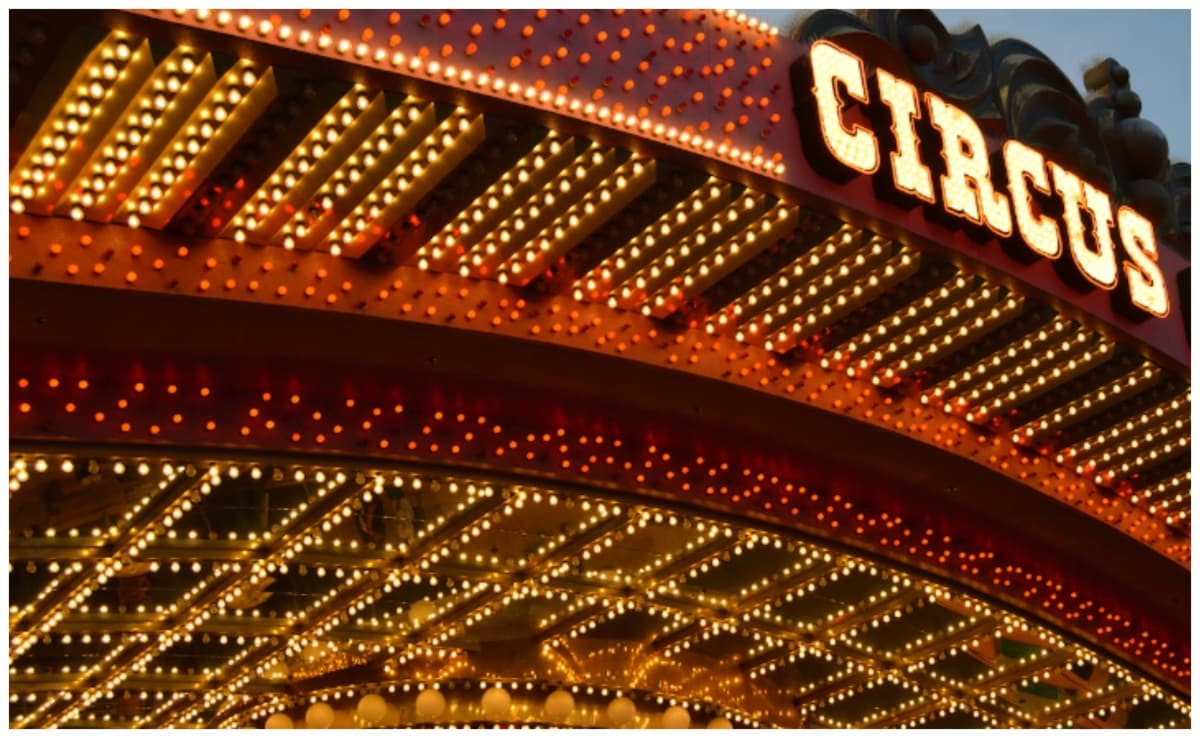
795, 39, 1170, 321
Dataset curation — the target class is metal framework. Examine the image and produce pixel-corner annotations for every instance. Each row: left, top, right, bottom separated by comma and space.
7, 449, 1189, 728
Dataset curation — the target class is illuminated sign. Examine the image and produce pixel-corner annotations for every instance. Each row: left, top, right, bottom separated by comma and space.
797, 39, 1170, 320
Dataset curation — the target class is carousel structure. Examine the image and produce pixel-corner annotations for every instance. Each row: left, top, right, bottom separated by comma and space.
7, 9, 1191, 728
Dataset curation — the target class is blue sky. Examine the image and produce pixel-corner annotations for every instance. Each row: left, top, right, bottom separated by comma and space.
750, 9, 1190, 162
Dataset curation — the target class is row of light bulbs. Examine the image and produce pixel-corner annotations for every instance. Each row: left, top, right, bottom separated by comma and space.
459, 143, 610, 278
230, 88, 383, 244
161, 9, 787, 177
8, 453, 1189, 727
419, 131, 569, 269
663, 204, 800, 314
499, 157, 654, 287
333, 111, 484, 256
10, 34, 143, 216
1014, 364, 1162, 444
587, 178, 729, 302
121, 59, 271, 230
633, 194, 767, 312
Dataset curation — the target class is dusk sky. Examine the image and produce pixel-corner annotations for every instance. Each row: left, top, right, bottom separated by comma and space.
751, 8, 1191, 162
